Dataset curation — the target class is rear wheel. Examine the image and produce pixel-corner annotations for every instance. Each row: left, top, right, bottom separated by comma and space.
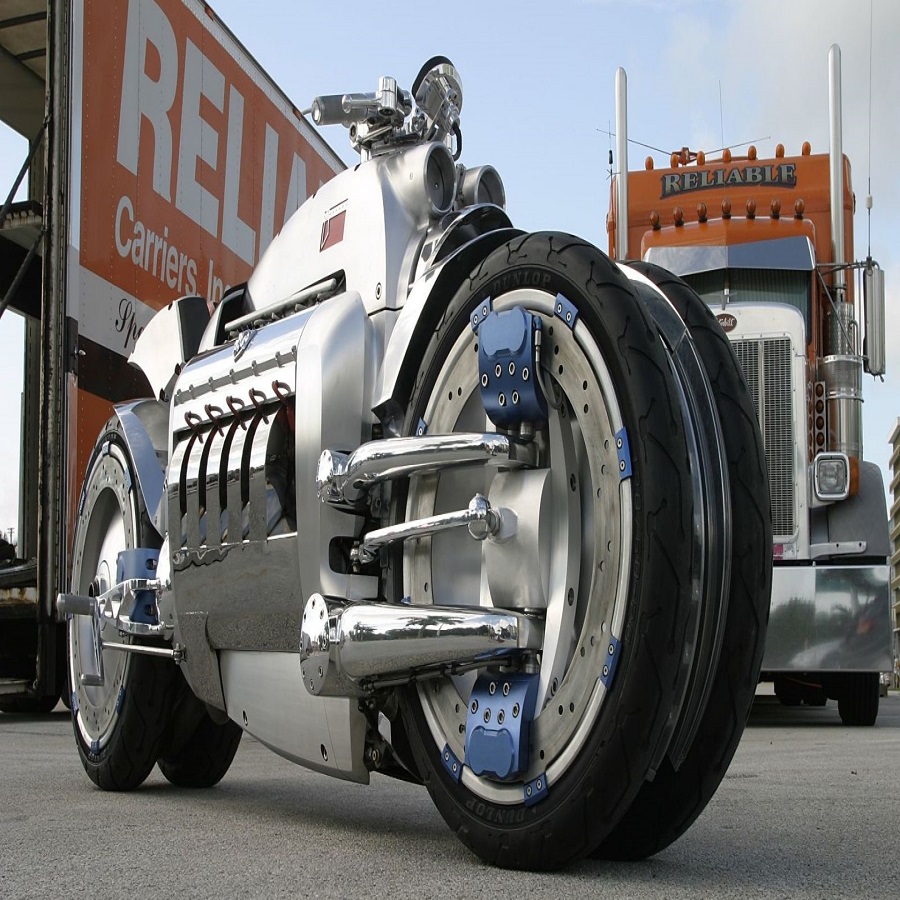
68, 418, 177, 790
594, 262, 771, 860
394, 233, 695, 870
158, 686, 243, 788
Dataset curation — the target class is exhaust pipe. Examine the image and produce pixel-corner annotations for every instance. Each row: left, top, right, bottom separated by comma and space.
299, 593, 542, 697
615, 67, 629, 260
828, 44, 846, 295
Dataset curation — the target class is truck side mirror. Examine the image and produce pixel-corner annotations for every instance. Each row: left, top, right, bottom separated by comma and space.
863, 262, 885, 376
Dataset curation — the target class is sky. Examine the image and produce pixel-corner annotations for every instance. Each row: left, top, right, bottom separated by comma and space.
0, 0, 898, 537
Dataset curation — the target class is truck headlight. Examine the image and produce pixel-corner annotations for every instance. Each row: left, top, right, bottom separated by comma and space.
813, 452, 849, 502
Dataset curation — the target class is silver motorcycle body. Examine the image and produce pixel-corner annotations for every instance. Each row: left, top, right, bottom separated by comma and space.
60, 60, 772, 870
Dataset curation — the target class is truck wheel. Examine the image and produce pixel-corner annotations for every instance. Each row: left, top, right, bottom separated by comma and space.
393, 233, 694, 870
594, 262, 771, 860
0, 694, 60, 714
68, 418, 177, 790
837, 673, 879, 726
158, 686, 243, 788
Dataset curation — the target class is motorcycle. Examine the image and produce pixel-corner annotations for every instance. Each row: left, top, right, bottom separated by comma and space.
58, 58, 771, 870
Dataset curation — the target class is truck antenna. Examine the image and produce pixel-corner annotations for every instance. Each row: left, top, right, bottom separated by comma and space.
719, 79, 725, 150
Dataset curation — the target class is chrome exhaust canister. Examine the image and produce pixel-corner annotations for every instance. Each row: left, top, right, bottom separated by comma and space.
299, 593, 542, 697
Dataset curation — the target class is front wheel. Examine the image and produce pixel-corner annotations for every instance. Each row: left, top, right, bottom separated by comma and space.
393, 233, 695, 869
68, 418, 177, 790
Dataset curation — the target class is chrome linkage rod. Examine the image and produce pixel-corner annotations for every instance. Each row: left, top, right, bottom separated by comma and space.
317, 431, 533, 507
353, 493, 506, 565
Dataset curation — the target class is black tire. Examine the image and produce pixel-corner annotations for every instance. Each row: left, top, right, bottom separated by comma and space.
837, 673, 879, 726
158, 685, 242, 788
393, 233, 695, 870
594, 262, 771, 860
68, 417, 178, 790
0, 694, 60, 714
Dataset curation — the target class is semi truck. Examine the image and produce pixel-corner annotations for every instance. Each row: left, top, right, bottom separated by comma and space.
608, 46, 891, 725
0, 0, 343, 711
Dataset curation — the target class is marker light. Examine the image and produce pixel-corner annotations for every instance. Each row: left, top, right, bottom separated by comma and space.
673, 207, 684, 226
770, 198, 781, 219
748, 145, 757, 160
776, 144, 785, 158
722, 198, 732, 219
645, 156, 654, 170
746, 199, 756, 219
802, 141, 811, 156
697, 202, 707, 223
794, 198, 805, 219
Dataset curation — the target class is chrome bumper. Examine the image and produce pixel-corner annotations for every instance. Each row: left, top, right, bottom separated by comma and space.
762, 563, 891, 672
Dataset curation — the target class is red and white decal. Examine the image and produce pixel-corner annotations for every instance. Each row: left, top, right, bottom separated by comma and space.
320, 201, 347, 251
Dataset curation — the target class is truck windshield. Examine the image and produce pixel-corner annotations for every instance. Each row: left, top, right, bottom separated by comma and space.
683, 268, 812, 329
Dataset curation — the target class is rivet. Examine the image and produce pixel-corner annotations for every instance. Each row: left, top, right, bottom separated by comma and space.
489, 682, 497, 695
522, 367, 529, 381
512, 391, 519, 405
498, 710, 505, 725
471, 700, 478, 713
513, 703, 520, 717
502, 682, 510, 696
483, 709, 491, 723
481, 374, 489, 387
508, 362, 516, 376
498, 393, 506, 407
495, 364, 502, 378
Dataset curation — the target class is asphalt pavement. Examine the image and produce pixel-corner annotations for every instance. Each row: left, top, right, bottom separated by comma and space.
1, 692, 898, 899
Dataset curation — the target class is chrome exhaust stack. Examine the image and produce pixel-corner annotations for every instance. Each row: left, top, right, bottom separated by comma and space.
299, 594, 542, 697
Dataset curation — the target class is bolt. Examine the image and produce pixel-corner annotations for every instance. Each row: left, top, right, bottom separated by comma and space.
497, 710, 505, 725
536, 778, 543, 790
512, 391, 519, 405
471, 700, 478, 714
526, 785, 533, 797
522, 367, 530, 381
495, 364, 502, 378
481, 374, 489, 387
503, 682, 511, 697
508, 362, 516, 376
489, 682, 497, 695
375, 283, 382, 300
483, 709, 491, 723
498, 393, 506, 407
512, 703, 520, 717
602, 665, 609, 677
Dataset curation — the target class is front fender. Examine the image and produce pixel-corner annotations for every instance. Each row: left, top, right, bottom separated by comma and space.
113, 398, 169, 537
374, 225, 525, 421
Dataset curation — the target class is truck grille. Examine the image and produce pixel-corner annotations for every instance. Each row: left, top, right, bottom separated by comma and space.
731, 337, 795, 540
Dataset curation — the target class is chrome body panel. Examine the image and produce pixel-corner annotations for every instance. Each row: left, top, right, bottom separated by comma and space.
220, 650, 370, 784
763, 563, 891, 672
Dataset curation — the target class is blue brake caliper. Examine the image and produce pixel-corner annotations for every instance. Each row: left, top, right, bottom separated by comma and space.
465, 672, 539, 781
475, 303, 547, 429
116, 548, 160, 625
